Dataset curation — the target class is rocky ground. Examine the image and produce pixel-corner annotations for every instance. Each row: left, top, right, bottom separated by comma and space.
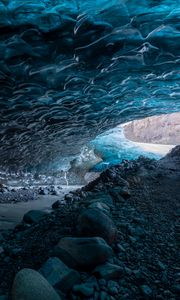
0, 146, 180, 300
0, 186, 66, 204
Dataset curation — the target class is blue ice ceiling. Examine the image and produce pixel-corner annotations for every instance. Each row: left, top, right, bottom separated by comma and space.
0, 0, 180, 173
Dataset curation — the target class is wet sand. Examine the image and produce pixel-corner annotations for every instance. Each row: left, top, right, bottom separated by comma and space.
0, 186, 81, 231
128, 141, 175, 156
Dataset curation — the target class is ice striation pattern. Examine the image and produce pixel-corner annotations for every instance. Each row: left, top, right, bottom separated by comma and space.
0, 0, 180, 182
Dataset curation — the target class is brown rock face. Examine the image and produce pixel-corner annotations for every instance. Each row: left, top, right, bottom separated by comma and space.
124, 112, 180, 145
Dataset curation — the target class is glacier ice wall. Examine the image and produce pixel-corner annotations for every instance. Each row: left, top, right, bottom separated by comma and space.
0, 0, 179, 174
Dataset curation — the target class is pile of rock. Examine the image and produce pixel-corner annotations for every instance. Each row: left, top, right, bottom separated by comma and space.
1, 148, 180, 299
10, 175, 130, 300
38, 186, 63, 196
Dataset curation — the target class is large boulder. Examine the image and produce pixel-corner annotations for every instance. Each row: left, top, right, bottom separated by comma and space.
77, 208, 117, 244
84, 191, 114, 208
54, 237, 113, 270
23, 210, 48, 224
87, 201, 110, 215
39, 257, 80, 293
11, 268, 61, 300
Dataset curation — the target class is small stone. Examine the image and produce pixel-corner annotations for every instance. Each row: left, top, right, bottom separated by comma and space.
52, 200, 61, 209
172, 284, 180, 294
117, 244, 126, 252
174, 272, 180, 280
38, 187, 49, 195
86, 276, 99, 290
133, 269, 146, 284
107, 280, 119, 290
140, 285, 153, 297
120, 187, 131, 198
12, 268, 61, 300
0, 247, 4, 255
73, 283, 94, 297
124, 267, 132, 276
3, 256, 10, 263
93, 263, 123, 280
0, 233, 4, 243
164, 290, 173, 298
65, 194, 73, 202
99, 290, 108, 300
108, 286, 119, 296
133, 226, 146, 237
94, 291, 99, 300
23, 210, 48, 224
157, 261, 166, 270
11, 248, 22, 257
99, 279, 107, 287
129, 236, 137, 243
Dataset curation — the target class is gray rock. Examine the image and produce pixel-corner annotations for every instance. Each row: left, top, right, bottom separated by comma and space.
117, 244, 126, 253
99, 290, 108, 300
77, 208, 117, 244
118, 187, 131, 199
86, 276, 99, 290
86, 192, 114, 208
10, 247, 22, 257
52, 200, 61, 209
23, 210, 48, 224
157, 260, 166, 271
130, 226, 146, 237
93, 263, 124, 280
172, 284, 180, 294
73, 283, 94, 297
11, 268, 61, 300
88, 201, 110, 215
38, 187, 49, 195
140, 285, 153, 297
0, 233, 4, 243
0, 247, 4, 255
54, 237, 113, 270
109, 188, 125, 203
107, 280, 119, 295
99, 279, 107, 287
39, 257, 80, 292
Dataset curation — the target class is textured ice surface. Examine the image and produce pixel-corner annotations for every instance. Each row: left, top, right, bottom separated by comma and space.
0, 0, 179, 182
